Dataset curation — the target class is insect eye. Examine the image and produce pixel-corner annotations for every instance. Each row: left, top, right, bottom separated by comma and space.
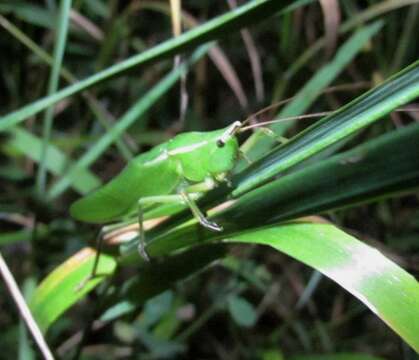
216, 139, 225, 148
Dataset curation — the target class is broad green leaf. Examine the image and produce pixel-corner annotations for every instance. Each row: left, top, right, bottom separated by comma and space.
124, 219, 419, 351
29, 247, 117, 333
0, 0, 290, 131
226, 222, 419, 352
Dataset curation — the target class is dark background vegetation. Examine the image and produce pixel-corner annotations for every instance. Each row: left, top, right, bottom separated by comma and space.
0, 1, 418, 359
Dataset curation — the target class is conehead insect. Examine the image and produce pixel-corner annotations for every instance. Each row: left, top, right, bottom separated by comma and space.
70, 121, 243, 260
70, 101, 345, 286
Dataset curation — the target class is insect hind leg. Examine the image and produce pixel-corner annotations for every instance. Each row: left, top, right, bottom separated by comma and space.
75, 228, 108, 292
136, 194, 200, 260
137, 200, 149, 261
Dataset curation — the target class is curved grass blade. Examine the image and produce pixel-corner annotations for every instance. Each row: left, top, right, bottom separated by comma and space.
141, 121, 419, 255
223, 122, 419, 228
144, 60, 419, 236
122, 220, 419, 351
225, 222, 419, 352
0, 0, 289, 131
233, 59, 419, 196
29, 247, 117, 333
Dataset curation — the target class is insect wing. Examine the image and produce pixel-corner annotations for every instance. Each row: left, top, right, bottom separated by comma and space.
70, 144, 180, 223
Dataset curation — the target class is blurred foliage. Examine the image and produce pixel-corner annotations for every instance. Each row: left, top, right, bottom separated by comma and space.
0, 1, 419, 359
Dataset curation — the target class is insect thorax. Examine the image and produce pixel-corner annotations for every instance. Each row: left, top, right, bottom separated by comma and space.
168, 128, 239, 183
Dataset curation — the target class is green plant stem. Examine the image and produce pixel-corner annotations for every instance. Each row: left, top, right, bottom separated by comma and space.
36, 0, 72, 195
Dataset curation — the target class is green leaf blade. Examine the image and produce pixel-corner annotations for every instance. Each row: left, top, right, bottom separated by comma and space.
0, 0, 290, 131
228, 222, 419, 352
234, 59, 419, 196
29, 248, 117, 333
224, 123, 419, 227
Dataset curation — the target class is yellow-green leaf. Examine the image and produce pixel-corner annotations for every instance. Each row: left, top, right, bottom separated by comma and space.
29, 247, 117, 333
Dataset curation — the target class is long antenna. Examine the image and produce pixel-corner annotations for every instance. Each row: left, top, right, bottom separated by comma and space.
239, 106, 418, 132
240, 111, 334, 132
240, 81, 372, 127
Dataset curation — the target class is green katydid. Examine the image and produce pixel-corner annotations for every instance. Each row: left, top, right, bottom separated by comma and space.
70, 121, 243, 260
69, 103, 350, 285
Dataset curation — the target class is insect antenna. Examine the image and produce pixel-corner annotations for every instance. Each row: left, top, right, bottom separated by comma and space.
241, 97, 295, 127
239, 111, 335, 132
239, 105, 419, 133
239, 81, 373, 128
217, 78, 418, 144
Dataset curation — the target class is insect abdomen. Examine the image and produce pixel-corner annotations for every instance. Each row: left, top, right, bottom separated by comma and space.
70, 145, 180, 223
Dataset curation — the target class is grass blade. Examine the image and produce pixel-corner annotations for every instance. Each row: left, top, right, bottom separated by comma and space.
0, 0, 288, 131
29, 247, 117, 333
36, 0, 72, 194
226, 222, 419, 352
234, 59, 419, 196
5, 127, 101, 194
224, 123, 419, 227
141, 124, 419, 260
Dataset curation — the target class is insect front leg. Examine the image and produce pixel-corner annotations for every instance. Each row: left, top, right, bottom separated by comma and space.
238, 150, 253, 165
136, 193, 202, 260
179, 190, 223, 232
179, 178, 223, 231
136, 184, 222, 260
258, 127, 288, 144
